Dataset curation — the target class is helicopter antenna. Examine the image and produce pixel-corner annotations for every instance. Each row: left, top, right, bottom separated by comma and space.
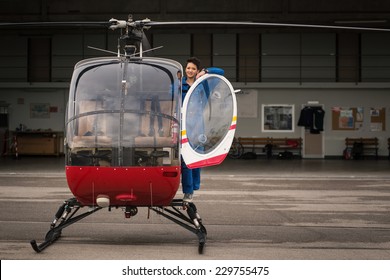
87, 46, 118, 56
87, 45, 163, 58
131, 46, 163, 57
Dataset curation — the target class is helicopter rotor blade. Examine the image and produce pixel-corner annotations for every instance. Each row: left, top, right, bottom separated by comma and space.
0, 21, 110, 28
145, 21, 390, 32
1, 19, 388, 32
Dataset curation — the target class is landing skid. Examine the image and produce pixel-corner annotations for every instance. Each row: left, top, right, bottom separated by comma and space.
30, 198, 101, 253
150, 199, 207, 254
30, 198, 207, 254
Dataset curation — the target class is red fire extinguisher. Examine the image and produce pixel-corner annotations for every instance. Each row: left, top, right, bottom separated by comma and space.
171, 113, 178, 144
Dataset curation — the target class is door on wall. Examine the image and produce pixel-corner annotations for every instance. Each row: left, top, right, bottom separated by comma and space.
298, 104, 325, 158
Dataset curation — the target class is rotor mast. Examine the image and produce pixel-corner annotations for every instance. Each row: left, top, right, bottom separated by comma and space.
108, 15, 151, 57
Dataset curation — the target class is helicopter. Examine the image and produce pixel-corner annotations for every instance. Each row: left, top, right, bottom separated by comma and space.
1, 15, 389, 255
27, 16, 238, 254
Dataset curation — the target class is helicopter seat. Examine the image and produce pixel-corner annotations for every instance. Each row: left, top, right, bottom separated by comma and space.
72, 99, 112, 149
135, 101, 175, 148
134, 136, 173, 148
71, 135, 112, 148
70, 136, 112, 166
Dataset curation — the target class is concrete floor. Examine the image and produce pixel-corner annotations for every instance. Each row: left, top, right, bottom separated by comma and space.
0, 156, 389, 260
1, 155, 389, 177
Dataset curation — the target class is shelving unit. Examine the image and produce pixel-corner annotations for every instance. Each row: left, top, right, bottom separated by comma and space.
13, 131, 64, 156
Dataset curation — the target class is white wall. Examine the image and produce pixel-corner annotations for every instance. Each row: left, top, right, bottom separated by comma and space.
233, 83, 390, 157
0, 86, 68, 132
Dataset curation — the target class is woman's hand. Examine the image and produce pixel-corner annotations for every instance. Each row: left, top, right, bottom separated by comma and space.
196, 68, 208, 79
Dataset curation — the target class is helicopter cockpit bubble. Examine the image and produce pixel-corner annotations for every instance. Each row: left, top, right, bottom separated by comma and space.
65, 57, 182, 167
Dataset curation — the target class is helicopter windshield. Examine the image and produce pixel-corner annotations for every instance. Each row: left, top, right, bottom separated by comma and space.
66, 57, 182, 167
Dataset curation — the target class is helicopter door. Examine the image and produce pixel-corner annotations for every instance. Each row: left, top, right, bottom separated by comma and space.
181, 74, 237, 169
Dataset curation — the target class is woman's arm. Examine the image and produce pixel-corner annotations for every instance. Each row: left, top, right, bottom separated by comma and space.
197, 67, 224, 78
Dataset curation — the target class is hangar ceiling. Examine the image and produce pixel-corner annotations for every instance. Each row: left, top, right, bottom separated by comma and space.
1, 0, 390, 29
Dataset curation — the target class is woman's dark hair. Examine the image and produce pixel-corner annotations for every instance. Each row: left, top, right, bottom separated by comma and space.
186, 57, 201, 70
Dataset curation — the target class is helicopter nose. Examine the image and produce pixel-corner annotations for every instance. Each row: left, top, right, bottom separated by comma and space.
96, 195, 110, 208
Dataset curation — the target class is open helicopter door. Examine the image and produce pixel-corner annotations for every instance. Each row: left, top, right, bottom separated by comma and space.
181, 74, 237, 169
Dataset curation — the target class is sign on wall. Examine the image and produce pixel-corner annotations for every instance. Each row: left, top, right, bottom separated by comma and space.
370, 107, 386, 132
30, 103, 50, 119
331, 107, 363, 130
236, 89, 258, 118
262, 104, 294, 132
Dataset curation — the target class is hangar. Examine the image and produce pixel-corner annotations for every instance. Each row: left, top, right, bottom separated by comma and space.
1, 1, 390, 265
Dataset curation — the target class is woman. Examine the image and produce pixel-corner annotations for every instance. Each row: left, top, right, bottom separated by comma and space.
181, 57, 224, 202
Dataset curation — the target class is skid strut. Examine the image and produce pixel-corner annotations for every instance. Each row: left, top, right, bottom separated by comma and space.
30, 198, 101, 253
150, 199, 207, 254
30, 198, 206, 254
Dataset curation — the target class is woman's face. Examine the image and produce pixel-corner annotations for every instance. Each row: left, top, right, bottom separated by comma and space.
185, 62, 199, 79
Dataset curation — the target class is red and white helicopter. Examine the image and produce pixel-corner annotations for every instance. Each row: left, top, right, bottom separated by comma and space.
34, 17, 237, 254
1, 16, 388, 254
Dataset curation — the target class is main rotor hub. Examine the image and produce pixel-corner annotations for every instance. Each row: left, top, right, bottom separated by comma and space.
109, 15, 151, 56
108, 15, 151, 31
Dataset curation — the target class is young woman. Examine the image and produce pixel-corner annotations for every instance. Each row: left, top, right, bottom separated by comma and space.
181, 57, 224, 202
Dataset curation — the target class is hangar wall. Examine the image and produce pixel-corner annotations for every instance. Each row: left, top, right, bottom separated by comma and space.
233, 85, 390, 157
1, 83, 389, 157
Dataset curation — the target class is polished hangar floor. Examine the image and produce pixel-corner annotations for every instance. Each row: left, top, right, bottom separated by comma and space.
0, 156, 389, 260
